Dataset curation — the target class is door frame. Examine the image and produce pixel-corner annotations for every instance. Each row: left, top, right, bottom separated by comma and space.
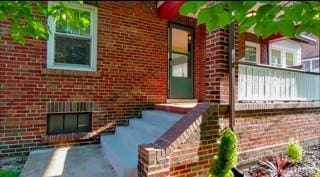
168, 22, 195, 99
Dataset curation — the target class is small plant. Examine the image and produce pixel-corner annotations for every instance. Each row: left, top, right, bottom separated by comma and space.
0, 169, 20, 177
208, 128, 238, 177
287, 139, 303, 163
259, 154, 289, 177
315, 169, 320, 177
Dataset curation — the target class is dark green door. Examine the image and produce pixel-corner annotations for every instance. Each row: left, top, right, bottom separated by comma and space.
168, 23, 194, 98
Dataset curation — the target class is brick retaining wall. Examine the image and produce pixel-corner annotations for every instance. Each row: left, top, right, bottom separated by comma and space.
139, 103, 320, 176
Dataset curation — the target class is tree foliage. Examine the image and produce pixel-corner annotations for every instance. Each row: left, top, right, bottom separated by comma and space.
180, 1, 320, 38
0, 1, 89, 44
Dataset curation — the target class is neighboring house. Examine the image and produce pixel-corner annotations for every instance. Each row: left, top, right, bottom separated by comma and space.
0, 2, 319, 177
301, 35, 320, 72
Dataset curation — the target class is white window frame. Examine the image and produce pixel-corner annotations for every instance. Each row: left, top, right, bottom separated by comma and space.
302, 57, 320, 72
270, 47, 283, 67
47, 2, 97, 71
244, 41, 260, 64
269, 45, 298, 68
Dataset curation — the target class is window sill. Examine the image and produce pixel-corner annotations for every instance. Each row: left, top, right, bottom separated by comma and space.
43, 132, 94, 144
235, 101, 320, 111
41, 68, 100, 77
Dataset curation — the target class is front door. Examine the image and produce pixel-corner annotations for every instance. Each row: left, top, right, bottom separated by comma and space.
168, 23, 194, 99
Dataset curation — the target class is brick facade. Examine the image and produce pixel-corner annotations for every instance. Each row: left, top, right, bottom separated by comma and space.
139, 104, 320, 177
1, 2, 319, 177
205, 29, 230, 103
0, 2, 207, 157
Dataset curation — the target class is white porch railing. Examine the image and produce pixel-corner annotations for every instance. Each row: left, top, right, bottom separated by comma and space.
238, 62, 320, 101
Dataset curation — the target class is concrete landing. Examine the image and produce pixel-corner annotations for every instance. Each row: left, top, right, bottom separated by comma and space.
20, 145, 116, 177
155, 103, 197, 113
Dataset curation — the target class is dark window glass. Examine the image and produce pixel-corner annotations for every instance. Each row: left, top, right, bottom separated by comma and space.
312, 59, 319, 71
64, 114, 78, 133
245, 46, 257, 62
78, 113, 90, 131
48, 115, 63, 133
48, 113, 91, 134
55, 35, 91, 65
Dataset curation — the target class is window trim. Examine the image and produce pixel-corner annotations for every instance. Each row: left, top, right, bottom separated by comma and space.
47, 112, 92, 135
244, 41, 260, 64
47, 2, 98, 72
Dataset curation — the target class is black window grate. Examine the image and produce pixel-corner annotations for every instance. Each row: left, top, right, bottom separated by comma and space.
47, 112, 91, 135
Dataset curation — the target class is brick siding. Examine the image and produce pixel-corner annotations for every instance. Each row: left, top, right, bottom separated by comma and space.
0, 1, 206, 157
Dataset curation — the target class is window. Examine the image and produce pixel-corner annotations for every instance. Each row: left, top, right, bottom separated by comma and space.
170, 27, 192, 78
47, 2, 97, 71
48, 113, 91, 134
269, 40, 300, 68
271, 49, 282, 66
302, 58, 320, 73
244, 41, 260, 63
286, 52, 294, 66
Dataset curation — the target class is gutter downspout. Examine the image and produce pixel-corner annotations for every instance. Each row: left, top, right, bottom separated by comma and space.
228, 22, 236, 130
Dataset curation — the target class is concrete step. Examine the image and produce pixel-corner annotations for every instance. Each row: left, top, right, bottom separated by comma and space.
101, 110, 183, 177
129, 118, 168, 137
141, 110, 182, 124
101, 135, 137, 177
116, 126, 157, 150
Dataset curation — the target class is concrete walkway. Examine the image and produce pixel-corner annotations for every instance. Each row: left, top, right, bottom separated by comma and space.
20, 145, 116, 177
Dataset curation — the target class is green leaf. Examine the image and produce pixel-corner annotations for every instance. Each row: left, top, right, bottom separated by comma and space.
179, 1, 206, 15
260, 20, 277, 39
277, 19, 295, 37
227, 1, 256, 22
239, 16, 256, 33
197, 4, 225, 32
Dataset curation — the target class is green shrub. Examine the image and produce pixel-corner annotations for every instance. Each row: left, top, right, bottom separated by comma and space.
208, 128, 238, 177
0, 170, 20, 177
287, 139, 303, 163
315, 169, 320, 177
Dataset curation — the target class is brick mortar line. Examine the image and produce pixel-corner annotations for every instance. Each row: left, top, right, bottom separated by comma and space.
239, 136, 320, 155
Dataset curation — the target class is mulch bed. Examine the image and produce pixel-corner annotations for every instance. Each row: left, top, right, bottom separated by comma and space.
243, 144, 320, 177
0, 156, 27, 172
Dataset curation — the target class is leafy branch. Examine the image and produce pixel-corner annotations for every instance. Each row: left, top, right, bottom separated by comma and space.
180, 1, 320, 38
0, 1, 90, 44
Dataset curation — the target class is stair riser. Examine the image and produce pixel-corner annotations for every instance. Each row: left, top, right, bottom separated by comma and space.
101, 142, 126, 177
116, 129, 139, 152
116, 127, 157, 152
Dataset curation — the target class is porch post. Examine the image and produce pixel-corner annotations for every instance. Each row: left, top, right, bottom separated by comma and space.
228, 22, 236, 129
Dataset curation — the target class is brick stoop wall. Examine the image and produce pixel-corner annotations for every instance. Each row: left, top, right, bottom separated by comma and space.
138, 103, 220, 177
138, 103, 320, 177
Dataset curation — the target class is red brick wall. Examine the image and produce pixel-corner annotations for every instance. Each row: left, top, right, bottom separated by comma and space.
205, 29, 230, 103
222, 107, 320, 165
0, 2, 206, 157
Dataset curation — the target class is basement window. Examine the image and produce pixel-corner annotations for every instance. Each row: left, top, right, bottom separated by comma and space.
47, 113, 91, 135
47, 2, 97, 71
